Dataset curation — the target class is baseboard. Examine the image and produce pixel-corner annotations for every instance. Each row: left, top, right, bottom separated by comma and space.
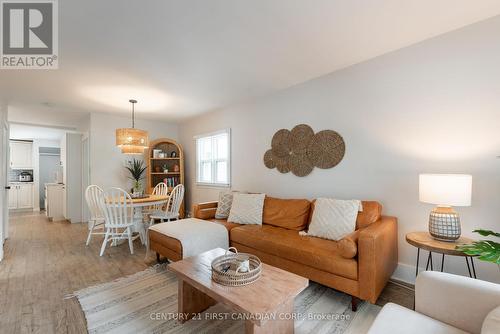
391, 262, 423, 285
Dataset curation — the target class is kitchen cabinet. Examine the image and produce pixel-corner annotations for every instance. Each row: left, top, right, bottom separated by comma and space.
8, 187, 17, 209
10, 141, 32, 169
9, 183, 33, 209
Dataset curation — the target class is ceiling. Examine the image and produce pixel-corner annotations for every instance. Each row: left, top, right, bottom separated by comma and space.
10, 123, 66, 141
1, 0, 500, 122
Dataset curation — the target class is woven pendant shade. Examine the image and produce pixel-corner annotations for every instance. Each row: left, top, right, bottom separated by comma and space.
116, 99, 149, 153
120, 145, 146, 154
115, 128, 149, 148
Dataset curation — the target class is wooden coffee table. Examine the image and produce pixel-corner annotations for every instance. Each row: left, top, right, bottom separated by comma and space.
168, 248, 309, 334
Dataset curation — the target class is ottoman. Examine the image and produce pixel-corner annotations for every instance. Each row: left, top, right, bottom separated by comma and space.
149, 218, 229, 261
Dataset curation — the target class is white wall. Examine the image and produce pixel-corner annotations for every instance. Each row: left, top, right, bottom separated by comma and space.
179, 16, 500, 284
89, 112, 178, 190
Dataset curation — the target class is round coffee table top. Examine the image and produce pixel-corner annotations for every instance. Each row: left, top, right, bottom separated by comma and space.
406, 231, 475, 256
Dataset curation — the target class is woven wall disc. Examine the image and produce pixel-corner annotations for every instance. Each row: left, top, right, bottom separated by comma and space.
271, 129, 291, 158
289, 153, 314, 177
274, 155, 291, 174
263, 149, 276, 169
307, 130, 345, 169
290, 124, 314, 154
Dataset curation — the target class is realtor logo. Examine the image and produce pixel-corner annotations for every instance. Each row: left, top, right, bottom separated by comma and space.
1, 0, 58, 69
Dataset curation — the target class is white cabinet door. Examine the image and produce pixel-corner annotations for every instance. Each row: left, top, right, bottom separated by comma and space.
10, 141, 32, 168
17, 184, 33, 209
8, 186, 17, 209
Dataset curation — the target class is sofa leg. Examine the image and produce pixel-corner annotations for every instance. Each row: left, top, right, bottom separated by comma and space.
351, 296, 359, 312
156, 252, 161, 263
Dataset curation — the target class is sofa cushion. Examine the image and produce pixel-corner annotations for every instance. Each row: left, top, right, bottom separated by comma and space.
356, 201, 382, 229
208, 218, 242, 231
368, 303, 467, 334
230, 224, 358, 280
262, 196, 311, 231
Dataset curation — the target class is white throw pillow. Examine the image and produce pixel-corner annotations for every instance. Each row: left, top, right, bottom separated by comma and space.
227, 193, 265, 225
215, 191, 234, 219
303, 198, 362, 241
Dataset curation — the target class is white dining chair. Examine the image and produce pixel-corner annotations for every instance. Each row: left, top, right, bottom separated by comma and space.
85, 185, 105, 246
143, 182, 169, 215
149, 184, 184, 226
98, 187, 135, 256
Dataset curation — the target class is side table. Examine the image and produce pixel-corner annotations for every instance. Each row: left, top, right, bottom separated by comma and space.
406, 231, 477, 278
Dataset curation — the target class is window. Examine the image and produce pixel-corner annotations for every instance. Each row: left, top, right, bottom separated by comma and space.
195, 129, 230, 187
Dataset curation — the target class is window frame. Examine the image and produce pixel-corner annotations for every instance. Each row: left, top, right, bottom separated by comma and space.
194, 128, 231, 188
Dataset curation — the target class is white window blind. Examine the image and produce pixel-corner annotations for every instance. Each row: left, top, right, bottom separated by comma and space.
195, 129, 230, 186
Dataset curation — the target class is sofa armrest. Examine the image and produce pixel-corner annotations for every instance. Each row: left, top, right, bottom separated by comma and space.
192, 201, 218, 219
416, 271, 500, 334
358, 216, 398, 303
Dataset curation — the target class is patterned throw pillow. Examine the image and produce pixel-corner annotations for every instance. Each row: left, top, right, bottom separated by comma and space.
215, 191, 234, 219
227, 193, 265, 225
302, 198, 362, 241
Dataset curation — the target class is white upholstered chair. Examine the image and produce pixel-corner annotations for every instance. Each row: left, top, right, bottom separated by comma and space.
84, 185, 105, 246
98, 187, 135, 256
368, 271, 500, 334
148, 184, 184, 225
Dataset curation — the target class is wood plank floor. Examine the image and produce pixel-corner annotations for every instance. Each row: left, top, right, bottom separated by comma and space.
0, 212, 413, 333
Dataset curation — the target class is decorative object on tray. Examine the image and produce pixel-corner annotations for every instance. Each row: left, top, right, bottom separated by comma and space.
211, 247, 262, 286
419, 174, 472, 241
125, 158, 147, 195
263, 124, 345, 177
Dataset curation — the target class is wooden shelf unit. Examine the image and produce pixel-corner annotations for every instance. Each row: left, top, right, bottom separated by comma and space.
145, 138, 185, 218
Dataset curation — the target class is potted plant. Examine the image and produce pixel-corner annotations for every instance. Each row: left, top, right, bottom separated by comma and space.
456, 229, 500, 271
125, 158, 147, 196
162, 164, 169, 173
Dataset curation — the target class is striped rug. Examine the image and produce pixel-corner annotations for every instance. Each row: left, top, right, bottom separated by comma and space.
71, 264, 380, 334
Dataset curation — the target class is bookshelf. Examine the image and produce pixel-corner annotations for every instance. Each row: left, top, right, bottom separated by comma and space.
145, 138, 185, 218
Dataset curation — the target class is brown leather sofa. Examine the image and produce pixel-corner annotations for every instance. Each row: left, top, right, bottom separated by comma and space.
150, 196, 398, 309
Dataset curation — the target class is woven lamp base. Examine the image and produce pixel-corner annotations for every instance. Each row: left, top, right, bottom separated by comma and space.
428, 206, 461, 242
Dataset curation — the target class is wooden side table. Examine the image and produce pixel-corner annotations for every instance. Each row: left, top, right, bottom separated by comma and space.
406, 232, 477, 278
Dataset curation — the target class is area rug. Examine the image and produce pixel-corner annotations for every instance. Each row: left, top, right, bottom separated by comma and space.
70, 264, 380, 334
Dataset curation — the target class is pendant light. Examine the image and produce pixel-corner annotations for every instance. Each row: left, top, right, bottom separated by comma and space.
115, 99, 149, 154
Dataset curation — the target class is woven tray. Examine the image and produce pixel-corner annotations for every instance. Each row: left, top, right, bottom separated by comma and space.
211, 247, 262, 286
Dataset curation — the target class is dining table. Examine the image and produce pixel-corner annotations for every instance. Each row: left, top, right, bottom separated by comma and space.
129, 194, 169, 245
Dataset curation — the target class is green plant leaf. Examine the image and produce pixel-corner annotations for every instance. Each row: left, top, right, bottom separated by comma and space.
457, 240, 500, 264
472, 229, 500, 238
125, 158, 147, 181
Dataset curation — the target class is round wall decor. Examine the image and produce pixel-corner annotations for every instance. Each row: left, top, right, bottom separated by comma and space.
290, 124, 314, 154
307, 130, 345, 169
271, 129, 291, 158
263, 124, 345, 177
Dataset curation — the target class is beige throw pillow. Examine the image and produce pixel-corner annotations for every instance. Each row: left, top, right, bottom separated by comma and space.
228, 193, 265, 225
303, 198, 362, 241
215, 191, 234, 219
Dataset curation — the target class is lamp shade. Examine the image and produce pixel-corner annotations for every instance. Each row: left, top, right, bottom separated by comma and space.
419, 174, 472, 207
115, 128, 149, 148
121, 145, 146, 154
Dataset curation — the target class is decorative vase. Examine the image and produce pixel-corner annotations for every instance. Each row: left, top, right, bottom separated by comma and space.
173, 164, 180, 172
132, 180, 142, 195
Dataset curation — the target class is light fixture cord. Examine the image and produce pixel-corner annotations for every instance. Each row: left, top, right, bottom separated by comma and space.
132, 102, 135, 128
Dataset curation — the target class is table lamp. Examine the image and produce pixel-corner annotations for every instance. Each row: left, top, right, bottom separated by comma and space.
419, 174, 472, 241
